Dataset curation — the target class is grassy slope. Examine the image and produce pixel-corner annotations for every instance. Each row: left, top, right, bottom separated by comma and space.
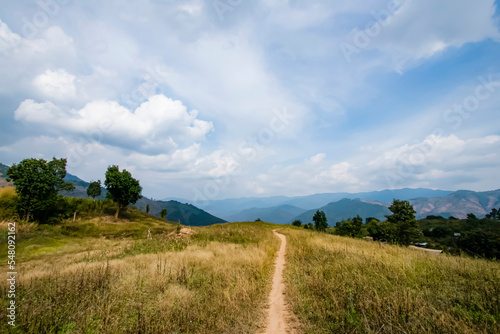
281, 228, 500, 333
0, 216, 279, 333
1, 207, 499, 334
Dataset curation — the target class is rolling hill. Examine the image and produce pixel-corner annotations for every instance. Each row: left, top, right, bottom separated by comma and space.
226, 205, 306, 224
292, 198, 392, 226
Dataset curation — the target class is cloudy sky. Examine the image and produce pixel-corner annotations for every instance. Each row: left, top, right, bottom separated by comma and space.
1, 0, 500, 201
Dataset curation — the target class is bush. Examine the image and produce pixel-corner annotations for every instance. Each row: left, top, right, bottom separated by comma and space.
0, 186, 18, 220
291, 220, 302, 227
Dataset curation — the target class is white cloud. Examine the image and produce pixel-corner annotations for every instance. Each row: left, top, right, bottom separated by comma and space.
360, 0, 500, 70
0, 20, 21, 54
33, 69, 76, 101
14, 94, 214, 154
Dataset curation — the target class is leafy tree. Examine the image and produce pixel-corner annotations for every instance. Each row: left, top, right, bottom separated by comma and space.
367, 219, 397, 242
104, 165, 142, 219
6, 158, 74, 222
87, 180, 102, 201
386, 199, 421, 246
460, 229, 500, 259
425, 215, 445, 220
335, 215, 363, 238
466, 213, 480, 229
313, 210, 328, 232
146, 204, 150, 214
485, 208, 499, 220
365, 217, 380, 224
303, 222, 314, 230
292, 219, 302, 227
160, 208, 167, 219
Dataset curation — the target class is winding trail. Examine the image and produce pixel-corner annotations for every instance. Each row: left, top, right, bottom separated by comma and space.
261, 230, 294, 334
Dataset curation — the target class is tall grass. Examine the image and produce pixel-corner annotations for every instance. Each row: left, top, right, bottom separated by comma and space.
0, 221, 278, 333
282, 228, 500, 333
0, 187, 17, 221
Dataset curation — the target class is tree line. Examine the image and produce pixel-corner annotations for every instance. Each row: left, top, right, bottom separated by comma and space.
291, 200, 500, 259
5, 157, 142, 222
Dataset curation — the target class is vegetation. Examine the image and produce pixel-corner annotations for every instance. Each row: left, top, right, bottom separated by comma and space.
420, 211, 500, 259
303, 222, 314, 230
313, 210, 328, 232
160, 208, 167, 219
335, 215, 363, 238
104, 165, 142, 219
86, 180, 102, 201
292, 219, 302, 227
282, 228, 500, 333
6, 158, 74, 222
0, 217, 279, 333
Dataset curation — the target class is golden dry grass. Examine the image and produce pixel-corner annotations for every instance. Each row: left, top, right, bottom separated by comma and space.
281, 228, 500, 333
0, 220, 279, 333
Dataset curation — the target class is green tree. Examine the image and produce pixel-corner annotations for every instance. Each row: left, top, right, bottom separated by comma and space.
291, 220, 302, 227
87, 180, 102, 201
485, 208, 499, 220
160, 208, 167, 219
104, 165, 142, 219
335, 215, 363, 238
386, 199, 421, 246
313, 210, 328, 232
303, 222, 314, 230
146, 204, 150, 214
6, 158, 74, 222
367, 219, 397, 242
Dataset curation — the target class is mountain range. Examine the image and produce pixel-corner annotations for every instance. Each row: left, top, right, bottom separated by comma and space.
2, 162, 499, 226
180, 188, 454, 220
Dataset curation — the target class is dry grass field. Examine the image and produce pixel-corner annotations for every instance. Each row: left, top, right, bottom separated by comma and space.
281, 228, 500, 333
1, 209, 499, 333
0, 219, 279, 333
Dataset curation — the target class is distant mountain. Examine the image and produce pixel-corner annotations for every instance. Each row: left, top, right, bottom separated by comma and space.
292, 198, 392, 226
227, 205, 306, 224
411, 190, 500, 219
194, 188, 453, 218
0, 163, 12, 187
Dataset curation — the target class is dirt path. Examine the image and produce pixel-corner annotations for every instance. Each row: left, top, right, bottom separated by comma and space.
261, 230, 293, 334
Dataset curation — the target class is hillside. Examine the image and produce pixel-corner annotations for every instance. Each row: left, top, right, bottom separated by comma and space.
58, 174, 226, 226
1, 218, 498, 333
411, 189, 500, 219
293, 198, 391, 225
0, 169, 223, 226
227, 205, 306, 224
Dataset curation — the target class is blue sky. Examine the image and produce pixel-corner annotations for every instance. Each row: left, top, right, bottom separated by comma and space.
0, 0, 500, 201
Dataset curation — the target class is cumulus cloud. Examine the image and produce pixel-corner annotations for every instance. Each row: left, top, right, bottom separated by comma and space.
14, 94, 214, 154
33, 69, 76, 101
